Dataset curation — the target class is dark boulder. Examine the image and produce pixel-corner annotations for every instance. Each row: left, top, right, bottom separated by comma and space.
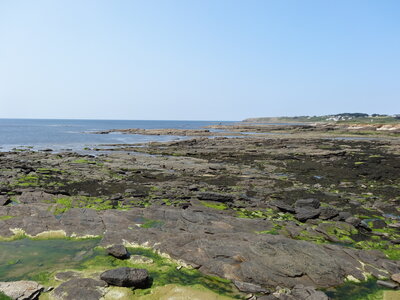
295, 208, 321, 222
294, 199, 320, 209
345, 217, 361, 227
271, 201, 295, 213
370, 219, 387, 229
319, 206, 339, 220
197, 192, 235, 203
100, 267, 149, 288
106, 244, 129, 259
337, 211, 352, 221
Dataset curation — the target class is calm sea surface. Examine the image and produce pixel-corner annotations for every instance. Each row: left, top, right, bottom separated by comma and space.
0, 119, 233, 152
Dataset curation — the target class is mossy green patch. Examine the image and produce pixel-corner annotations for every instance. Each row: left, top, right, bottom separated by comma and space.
71, 159, 97, 164
50, 196, 114, 214
355, 241, 400, 260
0, 216, 14, 221
140, 219, 164, 229
200, 201, 228, 210
235, 208, 274, 219
0, 292, 12, 300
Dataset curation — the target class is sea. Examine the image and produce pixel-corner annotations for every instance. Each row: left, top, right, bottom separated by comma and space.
0, 119, 233, 153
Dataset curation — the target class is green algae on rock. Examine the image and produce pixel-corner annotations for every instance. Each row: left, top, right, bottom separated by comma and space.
325, 278, 400, 300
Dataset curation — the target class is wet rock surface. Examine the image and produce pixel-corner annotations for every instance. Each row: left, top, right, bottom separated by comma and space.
0, 127, 399, 298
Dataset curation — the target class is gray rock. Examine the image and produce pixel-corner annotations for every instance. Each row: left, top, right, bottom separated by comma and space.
376, 280, 398, 289
291, 284, 329, 300
345, 217, 361, 227
54, 271, 81, 281
0, 281, 44, 300
100, 267, 149, 288
271, 201, 295, 213
197, 192, 235, 203
0, 195, 10, 206
129, 255, 154, 264
17, 191, 55, 204
106, 244, 129, 259
294, 199, 320, 209
53, 278, 107, 300
295, 208, 321, 222
234, 280, 269, 293
338, 211, 352, 221
319, 206, 339, 220
370, 219, 387, 229
391, 273, 400, 284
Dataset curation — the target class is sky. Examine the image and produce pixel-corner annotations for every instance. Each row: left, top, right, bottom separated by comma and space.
0, 0, 399, 121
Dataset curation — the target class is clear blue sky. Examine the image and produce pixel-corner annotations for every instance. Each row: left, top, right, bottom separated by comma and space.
0, 0, 399, 120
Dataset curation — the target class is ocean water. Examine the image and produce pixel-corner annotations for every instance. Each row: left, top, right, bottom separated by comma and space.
0, 119, 232, 152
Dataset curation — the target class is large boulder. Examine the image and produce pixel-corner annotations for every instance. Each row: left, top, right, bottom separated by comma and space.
0, 281, 44, 300
100, 267, 149, 288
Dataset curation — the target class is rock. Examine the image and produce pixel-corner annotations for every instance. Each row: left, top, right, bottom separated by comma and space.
388, 222, 400, 229
376, 280, 398, 289
129, 255, 154, 264
337, 211, 352, 221
53, 278, 107, 300
106, 244, 129, 259
55, 271, 81, 281
295, 208, 321, 222
345, 217, 361, 227
290, 284, 329, 300
319, 206, 339, 220
100, 267, 149, 288
294, 199, 320, 209
234, 280, 269, 294
16, 191, 55, 204
188, 185, 199, 191
391, 273, 400, 284
0, 281, 44, 300
359, 220, 372, 231
0, 195, 10, 206
271, 201, 295, 213
197, 192, 235, 203
370, 219, 387, 229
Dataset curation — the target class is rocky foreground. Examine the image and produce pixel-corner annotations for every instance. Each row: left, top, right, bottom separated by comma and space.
0, 126, 399, 299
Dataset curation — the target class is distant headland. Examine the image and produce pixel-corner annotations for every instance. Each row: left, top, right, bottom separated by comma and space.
243, 113, 400, 123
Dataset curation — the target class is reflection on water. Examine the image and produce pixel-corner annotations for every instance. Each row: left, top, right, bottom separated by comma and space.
325, 279, 399, 300
0, 238, 100, 281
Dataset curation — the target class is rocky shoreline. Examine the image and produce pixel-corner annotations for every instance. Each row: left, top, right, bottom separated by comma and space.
0, 124, 399, 299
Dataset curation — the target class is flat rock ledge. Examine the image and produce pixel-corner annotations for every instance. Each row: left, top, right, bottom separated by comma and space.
0, 281, 44, 300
